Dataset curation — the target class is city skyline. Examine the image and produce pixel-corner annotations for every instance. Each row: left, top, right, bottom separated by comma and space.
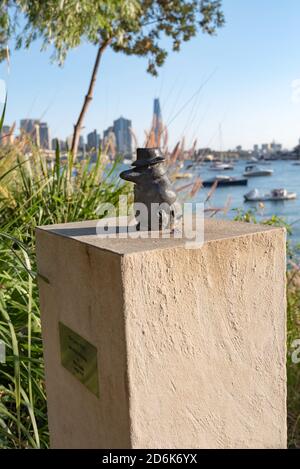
1, 1, 300, 151
2, 102, 294, 154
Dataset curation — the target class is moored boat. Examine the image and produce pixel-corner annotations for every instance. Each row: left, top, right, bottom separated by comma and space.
246, 157, 258, 164
244, 188, 297, 202
209, 162, 234, 171
123, 158, 133, 165
243, 165, 273, 177
203, 175, 248, 187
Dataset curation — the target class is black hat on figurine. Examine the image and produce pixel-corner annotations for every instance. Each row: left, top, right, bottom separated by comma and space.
132, 148, 165, 168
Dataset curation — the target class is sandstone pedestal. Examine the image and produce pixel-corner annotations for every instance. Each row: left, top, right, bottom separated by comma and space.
36, 218, 286, 448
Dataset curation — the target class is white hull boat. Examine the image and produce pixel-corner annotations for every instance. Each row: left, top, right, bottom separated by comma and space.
246, 157, 258, 164
209, 163, 234, 171
243, 165, 273, 177
123, 158, 133, 165
244, 188, 297, 202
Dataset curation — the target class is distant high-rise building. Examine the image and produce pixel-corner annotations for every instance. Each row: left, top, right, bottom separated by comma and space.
261, 143, 270, 153
236, 145, 242, 152
1, 125, 10, 135
87, 129, 101, 151
20, 119, 37, 134
78, 135, 85, 152
270, 141, 282, 153
253, 144, 259, 153
66, 135, 73, 149
113, 117, 132, 157
152, 98, 163, 147
103, 126, 116, 158
0, 125, 14, 145
51, 138, 67, 152
39, 122, 50, 149
20, 119, 40, 146
103, 126, 113, 140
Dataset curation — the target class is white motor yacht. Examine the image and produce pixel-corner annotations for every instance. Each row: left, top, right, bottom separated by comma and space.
243, 165, 273, 177
244, 188, 296, 202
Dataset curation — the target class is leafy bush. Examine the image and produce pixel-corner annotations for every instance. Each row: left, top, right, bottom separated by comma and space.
287, 273, 300, 448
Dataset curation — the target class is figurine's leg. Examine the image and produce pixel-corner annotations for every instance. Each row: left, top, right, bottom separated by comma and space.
158, 209, 170, 231
169, 209, 175, 232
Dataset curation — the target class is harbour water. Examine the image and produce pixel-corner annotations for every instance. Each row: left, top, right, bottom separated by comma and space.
186, 159, 300, 247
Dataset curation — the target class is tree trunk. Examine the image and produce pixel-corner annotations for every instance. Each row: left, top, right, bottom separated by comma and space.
71, 39, 111, 158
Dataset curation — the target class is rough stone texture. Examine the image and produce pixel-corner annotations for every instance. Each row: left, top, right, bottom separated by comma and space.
36, 218, 287, 449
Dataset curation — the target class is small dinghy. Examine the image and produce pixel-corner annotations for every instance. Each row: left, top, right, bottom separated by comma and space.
244, 188, 297, 202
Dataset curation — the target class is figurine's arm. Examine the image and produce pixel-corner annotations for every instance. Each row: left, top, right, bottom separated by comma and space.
120, 168, 141, 183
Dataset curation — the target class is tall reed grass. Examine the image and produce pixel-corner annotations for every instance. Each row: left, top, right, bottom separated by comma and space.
0, 232, 47, 447
0, 134, 130, 447
287, 272, 300, 448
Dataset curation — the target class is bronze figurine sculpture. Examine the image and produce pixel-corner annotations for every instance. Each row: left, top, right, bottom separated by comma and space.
120, 148, 179, 231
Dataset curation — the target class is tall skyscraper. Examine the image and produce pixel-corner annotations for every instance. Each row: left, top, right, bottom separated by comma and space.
39, 122, 50, 149
113, 117, 132, 157
152, 98, 163, 147
87, 129, 101, 151
20, 119, 40, 146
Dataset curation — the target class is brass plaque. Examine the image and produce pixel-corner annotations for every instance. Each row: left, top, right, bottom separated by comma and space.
59, 322, 99, 397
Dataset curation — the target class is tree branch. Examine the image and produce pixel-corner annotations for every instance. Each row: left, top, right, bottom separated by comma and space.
71, 37, 111, 158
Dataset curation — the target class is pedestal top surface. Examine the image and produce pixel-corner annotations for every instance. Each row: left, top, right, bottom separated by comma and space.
36, 217, 283, 256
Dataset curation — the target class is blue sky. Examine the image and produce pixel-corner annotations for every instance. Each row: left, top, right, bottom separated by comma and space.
1, 0, 300, 150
